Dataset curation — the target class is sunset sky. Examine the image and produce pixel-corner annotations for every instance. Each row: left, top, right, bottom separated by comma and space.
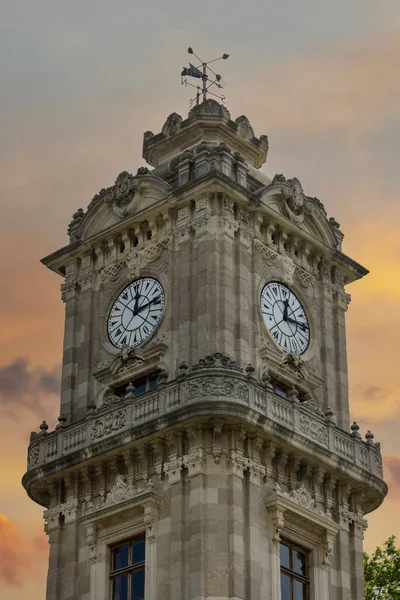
1, 1, 400, 598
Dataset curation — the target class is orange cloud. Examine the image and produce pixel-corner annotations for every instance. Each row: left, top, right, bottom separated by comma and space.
0, 514, 47, 587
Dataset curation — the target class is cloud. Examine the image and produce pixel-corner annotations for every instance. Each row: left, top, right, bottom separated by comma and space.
0, 358, 61, 421
0, 514, 47, 587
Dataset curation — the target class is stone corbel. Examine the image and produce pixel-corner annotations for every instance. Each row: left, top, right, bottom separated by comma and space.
211, 418, 224, 464
43, 506, 62, 535
164, 432, 183, 484
142, 497, 162, 545
268, 506, 286, 547
60, 496, 79, 524
84, 523, 99, 564
321, 530, 335, 569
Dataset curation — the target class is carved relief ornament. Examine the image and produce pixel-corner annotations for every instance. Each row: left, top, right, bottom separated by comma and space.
100, 238, 169, 286
257, 174, 314, 225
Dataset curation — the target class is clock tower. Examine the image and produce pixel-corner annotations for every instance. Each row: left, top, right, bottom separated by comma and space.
23, 99, 386, 600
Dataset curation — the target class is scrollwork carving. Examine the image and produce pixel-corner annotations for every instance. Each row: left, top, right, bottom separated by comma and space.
104, 171, 142, 219
28, 445, 40, 468
187, 377, 248, 401
192, 353, 242, 372
298, 413, 328, 446
280, 352, 305, 378
91, 410, 126, 439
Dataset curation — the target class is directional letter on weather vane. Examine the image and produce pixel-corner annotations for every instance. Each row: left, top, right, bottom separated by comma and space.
181, 47, 229, 106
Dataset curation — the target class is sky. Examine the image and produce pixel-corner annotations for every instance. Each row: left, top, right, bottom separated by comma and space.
1, 0, 400, 597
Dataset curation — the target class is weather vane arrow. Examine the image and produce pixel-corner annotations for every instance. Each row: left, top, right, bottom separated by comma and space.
181, 47, 229, 106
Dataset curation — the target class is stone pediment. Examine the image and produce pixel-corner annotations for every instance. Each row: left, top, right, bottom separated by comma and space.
257, 174, 341, 249
94, 342, 168, 388
68, 170, 171, 242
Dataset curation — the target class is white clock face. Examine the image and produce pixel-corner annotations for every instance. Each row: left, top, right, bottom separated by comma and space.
108, 278, 165, 349
260, 282, 310, 355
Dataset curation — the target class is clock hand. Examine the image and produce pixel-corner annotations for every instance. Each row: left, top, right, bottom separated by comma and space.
134, 296, 161, 315
286, 317, 309, 332
133, 289, 141, 313
283, 299, 289, 321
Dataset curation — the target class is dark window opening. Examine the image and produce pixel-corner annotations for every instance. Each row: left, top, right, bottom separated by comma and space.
270, 378, 308, 403
280, 540, 309, 600
114, 372, 159, 399
110, 535, 145, 600
146, 230, 152, 241
271, 378, 289, 399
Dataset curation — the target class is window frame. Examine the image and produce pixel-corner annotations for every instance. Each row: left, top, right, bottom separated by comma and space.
109, 534, 146, 600
280, 538, 310, 600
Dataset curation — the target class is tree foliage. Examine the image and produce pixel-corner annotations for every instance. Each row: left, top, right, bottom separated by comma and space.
364, 536, 400, 599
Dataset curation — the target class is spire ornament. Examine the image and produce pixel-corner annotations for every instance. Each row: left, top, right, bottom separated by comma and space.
181, 47, 229, 107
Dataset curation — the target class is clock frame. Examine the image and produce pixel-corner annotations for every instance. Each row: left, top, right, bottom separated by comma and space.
260, 281, 310, 355
107, 277, 165, 349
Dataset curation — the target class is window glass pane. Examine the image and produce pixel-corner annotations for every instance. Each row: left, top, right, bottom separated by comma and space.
132, 568, 145, 600
135, 379, 147, 395
275, 383, 287, 398
113, 574, 129, 600
148, 376, 158, 390
113, 544, 129, 570
293, 579, 306, 600
280, 543, 290, 569
132, 537, 145, 565
293, 550, 307, 576
280, 573, 290, 600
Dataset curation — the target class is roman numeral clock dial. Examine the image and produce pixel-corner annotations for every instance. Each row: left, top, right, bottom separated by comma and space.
260, 282, 310, 354
107, 277, 165, 349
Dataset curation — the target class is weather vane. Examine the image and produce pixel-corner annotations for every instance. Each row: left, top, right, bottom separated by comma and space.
181, 47, 229, 107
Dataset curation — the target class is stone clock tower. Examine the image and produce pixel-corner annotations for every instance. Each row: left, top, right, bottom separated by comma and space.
23, 100, 386, 600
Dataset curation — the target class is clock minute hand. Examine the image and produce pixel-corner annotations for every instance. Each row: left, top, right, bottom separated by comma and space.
135, 296, 161, 315
286, 317, 308, 332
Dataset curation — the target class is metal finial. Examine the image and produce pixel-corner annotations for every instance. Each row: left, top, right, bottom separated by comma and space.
181, 47, 229, 106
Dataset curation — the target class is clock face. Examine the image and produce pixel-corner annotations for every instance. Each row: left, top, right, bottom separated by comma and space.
108, 278, 165, 349
260, 282, 310, 354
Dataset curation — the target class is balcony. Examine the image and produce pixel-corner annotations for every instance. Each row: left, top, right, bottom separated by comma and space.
25, 355, 384, 501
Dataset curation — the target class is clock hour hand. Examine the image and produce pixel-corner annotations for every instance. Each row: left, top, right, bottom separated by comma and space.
283, 299, 289, 321
286, 317, 308, 332
133, 289, 141, 313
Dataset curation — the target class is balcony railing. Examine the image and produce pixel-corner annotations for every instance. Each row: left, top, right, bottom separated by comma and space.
27, 368, 383, 480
